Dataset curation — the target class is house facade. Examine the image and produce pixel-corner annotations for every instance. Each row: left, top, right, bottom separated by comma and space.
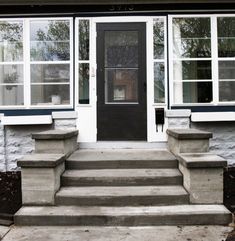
0, 0, 235, 172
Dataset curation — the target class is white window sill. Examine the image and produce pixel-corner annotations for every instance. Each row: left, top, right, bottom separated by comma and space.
191, 112, 235, 122
1, 115, 52, 126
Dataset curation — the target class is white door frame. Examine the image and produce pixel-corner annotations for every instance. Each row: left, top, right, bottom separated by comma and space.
75, 16, 168, 142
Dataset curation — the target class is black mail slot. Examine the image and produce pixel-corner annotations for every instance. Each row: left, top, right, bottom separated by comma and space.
155, 108, 165, 125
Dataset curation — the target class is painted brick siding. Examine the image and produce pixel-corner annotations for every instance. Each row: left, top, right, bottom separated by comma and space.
168, 117, 190, 129
5, 125, 52, 171
54, 119, 77, 130
0, 117, 77, 172
192, 122, 235, 166
0, 124, 6, 172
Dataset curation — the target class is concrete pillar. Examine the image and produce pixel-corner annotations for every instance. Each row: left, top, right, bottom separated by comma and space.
178, 153, 227, 204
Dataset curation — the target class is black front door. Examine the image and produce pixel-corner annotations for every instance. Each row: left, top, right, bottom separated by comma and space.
97, 23, 147, 140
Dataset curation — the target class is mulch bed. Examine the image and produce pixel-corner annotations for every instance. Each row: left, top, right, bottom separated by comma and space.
0, 172, 22, 224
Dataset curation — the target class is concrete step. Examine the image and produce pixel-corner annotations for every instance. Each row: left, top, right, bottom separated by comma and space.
61, 169, 182, 186
14, 205, 232, 226
55, 186, 189, 206
66, 149, 178, 169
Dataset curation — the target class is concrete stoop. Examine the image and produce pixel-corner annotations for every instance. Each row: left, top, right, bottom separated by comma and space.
15, 205, 231, 226
15, 142, 232, 226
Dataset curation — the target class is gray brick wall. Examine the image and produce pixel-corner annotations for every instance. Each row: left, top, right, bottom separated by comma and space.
168, 117, 190, 129
54, 119, 77, 130
0, 124, 6, 172
4, 125, 52, 171
191, 122, 235, 166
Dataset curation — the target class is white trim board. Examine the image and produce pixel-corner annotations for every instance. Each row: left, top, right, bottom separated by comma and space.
1, 115, 52, 125
191, 112, 235, 122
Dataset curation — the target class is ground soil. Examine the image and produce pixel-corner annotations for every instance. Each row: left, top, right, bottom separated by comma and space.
0, 172, 22, 217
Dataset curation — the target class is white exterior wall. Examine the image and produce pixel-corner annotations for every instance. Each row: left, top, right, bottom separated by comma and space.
0, 111, 77, 172
0, 124, 5, 172
191, 122, 235, 166
4, 125, 53, 171
166, 110, 191, 129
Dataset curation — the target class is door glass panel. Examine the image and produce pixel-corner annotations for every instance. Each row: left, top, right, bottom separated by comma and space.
105, 69, 138, 103
104, 30, 138, 103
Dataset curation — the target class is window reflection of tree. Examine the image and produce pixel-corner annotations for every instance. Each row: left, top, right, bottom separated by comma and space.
173, 18, 211, 58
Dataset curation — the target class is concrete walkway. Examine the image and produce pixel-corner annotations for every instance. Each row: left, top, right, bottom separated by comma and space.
0, 226, 10, 240
1, 226, 233, 241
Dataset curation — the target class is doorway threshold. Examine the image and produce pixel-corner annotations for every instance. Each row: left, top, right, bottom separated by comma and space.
79, 141, 167, 149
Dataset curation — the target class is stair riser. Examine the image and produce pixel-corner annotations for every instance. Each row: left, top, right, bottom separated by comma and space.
61, 176, 183, 186
65, 160, 178, 170
14, 213, 232, 226
55, 195, 189, 206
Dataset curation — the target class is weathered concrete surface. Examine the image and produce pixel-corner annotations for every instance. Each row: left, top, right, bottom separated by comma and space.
67, 149, 178, 169
0, 226, 10, 240
167, 129, 212, 140
179, 163, 224, 204
62, 168, 183, 186
33, 130, 78, 157
177, 153, 227, 168
2, 226, 232, 241
14, 205, 232, 226
21, 162, 65, 205
178, 153, 226, 204
168, 135, 210, 154
69, 149, 176, 162
18, 154, 66, 168
167, 129, 212, 155
55, 185, 189, 206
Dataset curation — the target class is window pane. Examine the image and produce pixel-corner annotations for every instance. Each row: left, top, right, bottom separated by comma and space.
153, 19, 164, 59
154, 62, 165, 103
0, 85, 23, 105
105, 69, 138, 103
31, 64, 70, 83
218, 17, 235, 57
79, 63, 89, 104
219, 61, 235, 80
173, 60, 211, 80
0, 64, 23, 84
31, 84, 70, 105
105, 31, 138, 68
219, 81, 235, 102
0, 21, 23, 62
173, 18, 211, 58
79, 20, 89, 61
30, 20, 70, 61
174, 82, 212, 103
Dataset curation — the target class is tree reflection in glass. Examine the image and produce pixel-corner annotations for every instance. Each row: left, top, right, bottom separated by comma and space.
173, 18, 211, 58
218, 17, 235, 57
30, 20, 70, 61
0, 21, 23, 62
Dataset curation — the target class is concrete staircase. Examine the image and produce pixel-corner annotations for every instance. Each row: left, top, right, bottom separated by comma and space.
15, 142, 232, 226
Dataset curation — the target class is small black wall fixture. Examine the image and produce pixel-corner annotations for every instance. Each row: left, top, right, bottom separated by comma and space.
155, 108, 165, 132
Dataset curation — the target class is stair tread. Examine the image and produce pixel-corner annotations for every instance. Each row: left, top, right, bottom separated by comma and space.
62, 169, 182, 178
56, 186, 188, 197
15, 204, 230, 216
67, 149, 176, 162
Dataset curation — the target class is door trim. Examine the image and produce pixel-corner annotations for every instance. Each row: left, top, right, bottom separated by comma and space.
75, 16, 168, 143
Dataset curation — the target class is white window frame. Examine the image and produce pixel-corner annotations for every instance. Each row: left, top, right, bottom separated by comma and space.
169, 14, 235, 107
0, 17, 73, 110
74, 16, 168, 142
216, 14, 235, 105
169, 14, 213, 107
0, 19, 25, 108
153, 17, 168, 106
75, 17, 92, 108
